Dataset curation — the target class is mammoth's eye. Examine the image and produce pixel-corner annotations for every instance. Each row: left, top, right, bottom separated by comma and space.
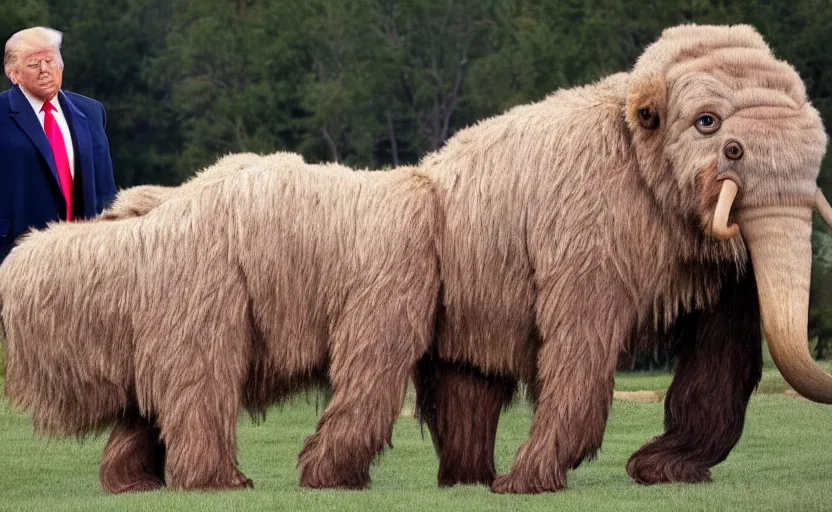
695, 113, 721, 134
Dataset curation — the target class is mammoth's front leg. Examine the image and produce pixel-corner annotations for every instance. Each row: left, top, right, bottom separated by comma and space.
100, 408, 166, 494
627, 263, 762, 484
491, 286, 622, 494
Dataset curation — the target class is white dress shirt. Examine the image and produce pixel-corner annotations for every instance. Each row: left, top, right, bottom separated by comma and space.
20, 86, 76, 178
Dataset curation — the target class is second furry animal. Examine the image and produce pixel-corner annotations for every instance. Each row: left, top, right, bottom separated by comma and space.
0, 152, 441, 492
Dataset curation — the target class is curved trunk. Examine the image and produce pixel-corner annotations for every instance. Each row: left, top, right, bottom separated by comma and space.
741, 205, 832, 404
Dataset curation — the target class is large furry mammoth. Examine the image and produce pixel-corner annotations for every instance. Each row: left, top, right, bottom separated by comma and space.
0, 152, 441, 492
412, 23, 832, 493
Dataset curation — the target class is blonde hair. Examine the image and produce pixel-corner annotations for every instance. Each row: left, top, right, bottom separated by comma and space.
4, 26, 64, 80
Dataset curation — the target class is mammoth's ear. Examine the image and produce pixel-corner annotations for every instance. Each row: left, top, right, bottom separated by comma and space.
626, 74, 667, 132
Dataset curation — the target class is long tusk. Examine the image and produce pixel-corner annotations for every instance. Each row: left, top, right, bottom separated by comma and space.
815, 188, 832, 228
712, 179, 740, 240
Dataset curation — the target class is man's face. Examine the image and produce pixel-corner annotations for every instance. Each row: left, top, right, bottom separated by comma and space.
12, 50, 63, 102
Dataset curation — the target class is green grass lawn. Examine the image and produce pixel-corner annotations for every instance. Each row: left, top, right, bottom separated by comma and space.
2, 372, 831, 512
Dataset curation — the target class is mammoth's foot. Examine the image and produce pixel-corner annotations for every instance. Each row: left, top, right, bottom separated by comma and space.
168, 466, 254, 491
104, 475, 165, 495
439, 462, 496, 488
298, 432, 371, 490
210, 467, 255, 490
626, 447, 711, 485
490, 468, 566, 495
298, 465, 369, 490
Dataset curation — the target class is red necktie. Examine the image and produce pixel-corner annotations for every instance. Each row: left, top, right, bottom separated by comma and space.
41, 101, 73, 221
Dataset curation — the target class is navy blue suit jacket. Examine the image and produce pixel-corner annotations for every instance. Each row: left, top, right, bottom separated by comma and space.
0, 84, 117, 261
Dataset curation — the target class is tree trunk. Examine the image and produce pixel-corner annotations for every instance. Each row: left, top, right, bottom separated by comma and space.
385, 110, 399, 167
321, 125, 340, 163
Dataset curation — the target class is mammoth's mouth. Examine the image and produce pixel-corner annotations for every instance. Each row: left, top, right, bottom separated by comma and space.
712, 178, 740, 240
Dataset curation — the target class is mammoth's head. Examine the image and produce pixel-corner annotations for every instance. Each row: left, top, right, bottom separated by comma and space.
627, 24, 832, 404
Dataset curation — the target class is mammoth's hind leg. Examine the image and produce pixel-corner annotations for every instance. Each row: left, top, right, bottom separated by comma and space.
627, 263, 762, 484
413, 356, 516, 487
298, 303, 434, 489
297, 354, 411, 489
150, 307, 254, 490
491, 284, 622, 494
100, 408, 166, 494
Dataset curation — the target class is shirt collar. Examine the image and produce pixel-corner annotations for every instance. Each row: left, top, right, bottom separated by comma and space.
19, 86, 63, 116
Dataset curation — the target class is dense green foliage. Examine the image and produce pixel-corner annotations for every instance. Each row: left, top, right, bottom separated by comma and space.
1, 376, 832, 511
4, 1, 831, 185
2, 1, 832, 364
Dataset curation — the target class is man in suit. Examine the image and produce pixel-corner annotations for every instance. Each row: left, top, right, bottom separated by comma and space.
1, 26, 117, 262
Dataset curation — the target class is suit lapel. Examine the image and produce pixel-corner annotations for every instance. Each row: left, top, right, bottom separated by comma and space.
8, 85, 61, 187
59, 91, 96, 217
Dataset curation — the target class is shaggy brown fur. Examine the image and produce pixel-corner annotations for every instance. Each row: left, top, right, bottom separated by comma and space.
0, 152, 441, 491
413, 355, 516, 486
97, 152, 267, 221
99, 408, 168, 493
95, 152, 268, 493
413, 23, 829, 493
97, 185, 176, 221
627, 262, 762, 484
